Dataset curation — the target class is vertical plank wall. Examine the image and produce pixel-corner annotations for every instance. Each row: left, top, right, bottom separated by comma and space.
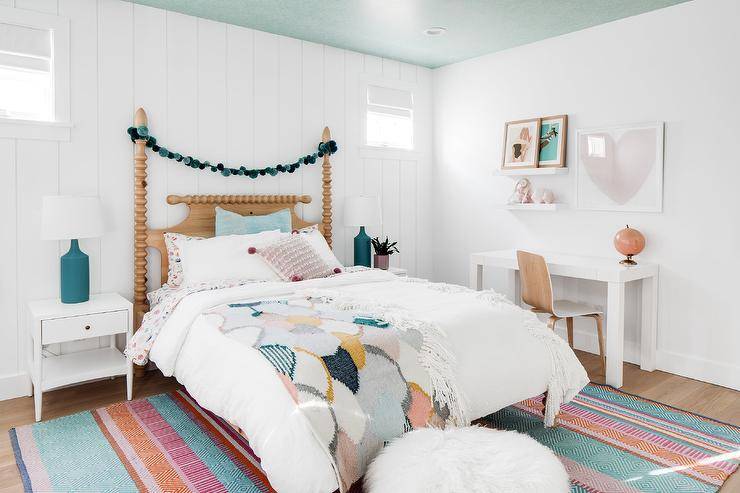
0, 0, 433, 399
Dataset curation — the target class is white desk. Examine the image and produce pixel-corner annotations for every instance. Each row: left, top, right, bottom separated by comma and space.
470, 250, 659, 388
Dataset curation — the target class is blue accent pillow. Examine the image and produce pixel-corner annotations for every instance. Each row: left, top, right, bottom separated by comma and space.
215, 207, 292, 236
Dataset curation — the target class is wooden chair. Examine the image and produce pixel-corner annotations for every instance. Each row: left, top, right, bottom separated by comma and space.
517, 250, 606, 374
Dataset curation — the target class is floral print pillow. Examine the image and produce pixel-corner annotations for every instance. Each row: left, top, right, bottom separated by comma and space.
163, 232, 203, 287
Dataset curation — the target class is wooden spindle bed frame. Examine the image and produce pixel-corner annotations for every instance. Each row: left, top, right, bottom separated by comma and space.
132, 107, 333, 334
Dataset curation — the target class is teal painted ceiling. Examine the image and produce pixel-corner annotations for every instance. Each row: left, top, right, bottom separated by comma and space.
126, 0, 691, 68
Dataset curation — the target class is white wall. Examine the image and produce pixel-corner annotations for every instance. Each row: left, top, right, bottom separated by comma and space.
0, 0, 433, 399
432, 0, 740, 390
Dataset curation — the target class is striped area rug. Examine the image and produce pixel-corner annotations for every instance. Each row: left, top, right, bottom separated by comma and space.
482, 383, 740, 492
9, 384, 740, 492
10, 390, 274, 493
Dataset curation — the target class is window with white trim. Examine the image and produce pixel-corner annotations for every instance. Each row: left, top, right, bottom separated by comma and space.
0, 7, 69, 127
365, 84, 413, 150
0, 22, 53, 121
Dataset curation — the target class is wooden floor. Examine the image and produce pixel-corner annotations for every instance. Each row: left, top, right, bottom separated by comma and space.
0, 352, 737, 492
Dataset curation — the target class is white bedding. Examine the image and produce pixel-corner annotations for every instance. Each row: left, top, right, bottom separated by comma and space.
145, 269, 588, 493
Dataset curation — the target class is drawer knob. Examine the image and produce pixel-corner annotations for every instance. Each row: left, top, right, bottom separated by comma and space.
84, 325, 91, 331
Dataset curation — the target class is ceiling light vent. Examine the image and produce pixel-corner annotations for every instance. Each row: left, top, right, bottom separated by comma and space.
424, 27, 447, 36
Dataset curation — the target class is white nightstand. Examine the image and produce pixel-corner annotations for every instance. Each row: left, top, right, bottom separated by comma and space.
27, 293, 133, 421
388, 267, 408, 277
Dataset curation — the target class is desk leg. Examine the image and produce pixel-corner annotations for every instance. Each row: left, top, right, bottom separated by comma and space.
606, 282, 625, 388
470, 263, 483, 291
640, 276, 658, 371
507, 270, 522, 306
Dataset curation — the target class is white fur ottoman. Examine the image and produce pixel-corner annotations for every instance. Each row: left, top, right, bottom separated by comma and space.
364, 427, 569, 493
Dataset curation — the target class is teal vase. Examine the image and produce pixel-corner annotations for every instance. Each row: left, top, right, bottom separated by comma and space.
60, 239, 90, 304
353, 226, 371, 267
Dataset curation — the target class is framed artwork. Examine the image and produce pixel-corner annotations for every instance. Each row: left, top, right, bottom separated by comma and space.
576, 121, 664, 212
501, 118, 540, 169
538, 114, 567, 168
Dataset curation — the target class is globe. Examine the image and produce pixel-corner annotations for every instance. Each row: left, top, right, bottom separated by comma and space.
614, 225, 645, 265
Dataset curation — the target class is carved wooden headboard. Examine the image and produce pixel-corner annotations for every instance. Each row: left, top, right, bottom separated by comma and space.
147, 194, 318, 286
132, 107, 333, 330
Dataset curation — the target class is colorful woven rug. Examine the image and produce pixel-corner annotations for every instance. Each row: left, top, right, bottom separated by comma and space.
482, 383, 740, 492
9, 384, 740, 492
10, 390, 274, 493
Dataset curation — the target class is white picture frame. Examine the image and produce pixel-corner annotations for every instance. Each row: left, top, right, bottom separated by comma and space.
575, 122, 664, 212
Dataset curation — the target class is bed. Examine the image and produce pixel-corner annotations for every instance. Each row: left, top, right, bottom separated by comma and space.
127, 108, 588, 493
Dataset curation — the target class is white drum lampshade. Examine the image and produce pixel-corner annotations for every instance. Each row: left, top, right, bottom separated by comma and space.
41, 196, 105, 303
41, 195, 105, 240
344, 196, 381, 227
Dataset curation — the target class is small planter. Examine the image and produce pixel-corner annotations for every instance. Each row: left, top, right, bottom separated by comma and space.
371, 236, 398, 271
374, 254, 389, 270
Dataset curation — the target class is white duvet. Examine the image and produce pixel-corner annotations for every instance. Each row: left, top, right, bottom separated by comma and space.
146, 269, 588, 493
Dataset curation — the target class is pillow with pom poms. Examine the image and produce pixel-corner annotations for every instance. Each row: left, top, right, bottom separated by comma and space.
291, 225, 344, 272
252, 235, 340, 282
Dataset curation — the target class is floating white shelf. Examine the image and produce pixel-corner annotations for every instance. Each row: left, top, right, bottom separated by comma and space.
495, 167, 569, 176
504, 203, 565, 211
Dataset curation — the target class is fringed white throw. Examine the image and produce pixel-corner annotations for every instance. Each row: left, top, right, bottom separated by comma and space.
400, 277, 586, 426
208, 293, 468, 492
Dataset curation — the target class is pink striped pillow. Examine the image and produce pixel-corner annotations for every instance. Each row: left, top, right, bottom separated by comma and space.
254, 235, 340, 282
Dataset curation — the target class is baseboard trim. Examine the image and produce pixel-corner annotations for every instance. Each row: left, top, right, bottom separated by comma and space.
0, 371, 32, 401
555, 327, 740, 391
656, 350, 740, 391
554, 326, 642, 365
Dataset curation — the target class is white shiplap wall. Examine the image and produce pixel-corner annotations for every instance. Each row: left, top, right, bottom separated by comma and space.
0, 0, 433, 399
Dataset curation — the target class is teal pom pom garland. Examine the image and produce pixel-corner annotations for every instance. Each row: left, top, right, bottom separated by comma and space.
127, 125, 338, 179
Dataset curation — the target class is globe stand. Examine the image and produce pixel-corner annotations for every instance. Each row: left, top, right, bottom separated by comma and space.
619, 254, 637, 266
614, 225, 644, 267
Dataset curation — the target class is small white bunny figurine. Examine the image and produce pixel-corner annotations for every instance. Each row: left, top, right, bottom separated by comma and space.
541, 189, 555, 204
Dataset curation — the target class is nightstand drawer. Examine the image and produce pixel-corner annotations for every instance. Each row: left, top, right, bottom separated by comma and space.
42, 310, 128, 345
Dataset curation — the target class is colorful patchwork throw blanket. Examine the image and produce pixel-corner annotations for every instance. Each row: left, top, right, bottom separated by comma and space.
205, 294, 467, 492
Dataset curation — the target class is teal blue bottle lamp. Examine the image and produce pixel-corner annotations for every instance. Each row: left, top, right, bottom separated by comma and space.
344, 196, 381, 267
42, 196, 105, 304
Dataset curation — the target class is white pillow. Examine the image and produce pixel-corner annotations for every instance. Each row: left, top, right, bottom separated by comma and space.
296, 226, 343, 270
180, 231, 284, 283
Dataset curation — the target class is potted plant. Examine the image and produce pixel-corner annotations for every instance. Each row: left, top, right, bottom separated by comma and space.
371, 236, 399, 270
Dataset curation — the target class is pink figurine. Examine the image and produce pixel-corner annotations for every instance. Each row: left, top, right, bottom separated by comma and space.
509, 178, 533, 204
541, 189, 555, 204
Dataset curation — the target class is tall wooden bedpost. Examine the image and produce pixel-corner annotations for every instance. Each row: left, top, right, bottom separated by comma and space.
322, 126, 332, 248
133, 108, 149, 336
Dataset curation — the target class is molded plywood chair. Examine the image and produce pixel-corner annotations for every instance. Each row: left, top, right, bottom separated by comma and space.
517, 250, 606, 374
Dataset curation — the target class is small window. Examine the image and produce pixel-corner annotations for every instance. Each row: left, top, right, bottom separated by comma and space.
366, 84, 413, 150
0, 22, 53, 121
